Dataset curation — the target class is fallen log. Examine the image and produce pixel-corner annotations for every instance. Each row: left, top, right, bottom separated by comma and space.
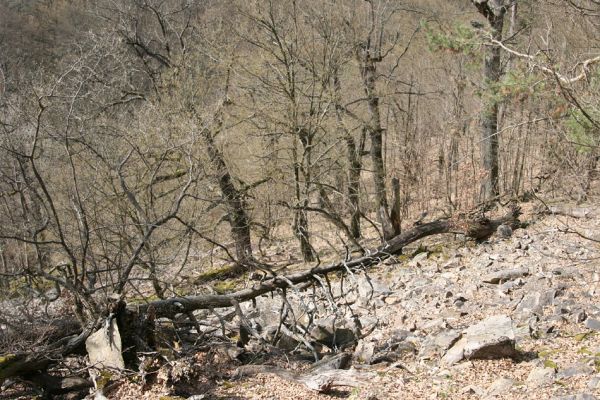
536, 204, 595, 219
234, 352, 374, 392
234, 364, 376, 392
134, 205, 521, 319
0, 205, 521, 382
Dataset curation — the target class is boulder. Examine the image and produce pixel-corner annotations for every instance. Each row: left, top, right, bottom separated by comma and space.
85, 318, 125, 370
527, 367, 555, 387
442, 315, 517, 365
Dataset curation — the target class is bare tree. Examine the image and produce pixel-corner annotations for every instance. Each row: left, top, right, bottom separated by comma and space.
472, 0, 509, 201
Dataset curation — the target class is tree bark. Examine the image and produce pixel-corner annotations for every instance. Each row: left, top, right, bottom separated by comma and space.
201, 127, 253, 265
357, 49, 394, 239
473, 0, 507, 201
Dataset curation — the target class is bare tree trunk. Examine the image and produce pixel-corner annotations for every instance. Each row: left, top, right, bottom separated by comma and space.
390, 177, 402, 236
201, 124, 253, 266
357, 49, 394, 239
293, 128, 315, 262
333, 69, 363, 239
473, 0, 507, 201
347, 135, 363, 239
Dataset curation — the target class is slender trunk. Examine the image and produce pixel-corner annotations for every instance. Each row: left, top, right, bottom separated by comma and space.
293, 128, 315, 262
333, 70, 362, 239
202, 129, 253, 265
475, 1, 506, 201
390, 177, 402, 236
357, 50, 393, 239
347, 136, 362, 239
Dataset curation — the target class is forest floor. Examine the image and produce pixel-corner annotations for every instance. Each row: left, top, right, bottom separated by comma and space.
3, 203, 600, 399
106, 203, 600, 399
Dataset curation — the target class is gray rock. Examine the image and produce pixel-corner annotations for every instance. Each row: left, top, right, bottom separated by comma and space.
527, 367, 555, 387
585, 318, 600, 331
588, 376, 600, 390
442, 315, 517, 365
552, 394, 597, 400
353, 339, 376, 363
557, 363, 595, 379
409, 251, 429, 267
496, 224, 513, 239
358, 277, 392, 299
85, 318, 125, 369
311, 353, 351, 373
310, 317, 356, 348
483, 267, 529, 284
486, 377, 515, 396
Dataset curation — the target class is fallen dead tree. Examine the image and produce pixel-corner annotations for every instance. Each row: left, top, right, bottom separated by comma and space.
535, 204, 596, 219
0, 206, 521, 386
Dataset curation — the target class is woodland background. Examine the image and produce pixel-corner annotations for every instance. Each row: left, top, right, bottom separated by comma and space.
0, 0, 599, 397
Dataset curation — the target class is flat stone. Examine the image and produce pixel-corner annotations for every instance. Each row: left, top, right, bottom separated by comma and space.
486, 377, 515, 396
585, 319, 600, 331
557, 363, 595, 379
483, 268, 529, 284
588, 376, 600, 390
527, 367, 555, 387
442, 315, 517, 365
85, 318, 125, 369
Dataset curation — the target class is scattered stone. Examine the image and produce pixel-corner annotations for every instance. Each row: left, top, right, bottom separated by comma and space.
585, 318, 600, 331
496, 224, 513, 239
442, 315, 517, 365
310, 317, 356, 348
409, 252, 429, 267
588, 376, 600, 390
483, 267, 529, 284
486, 377, 515, 396
552, 394, 597, 400
353, 339, 376, 363
557, 363, 595, 379
527, 367, 555, 387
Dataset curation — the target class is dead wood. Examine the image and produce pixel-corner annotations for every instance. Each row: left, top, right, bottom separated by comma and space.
0, 206, 521, 382
234, 353, 373, 392
536, 204, 594, 219
133, 205, 520, 319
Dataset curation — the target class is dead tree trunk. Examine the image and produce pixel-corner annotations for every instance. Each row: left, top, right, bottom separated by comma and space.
0, 206, 521, 382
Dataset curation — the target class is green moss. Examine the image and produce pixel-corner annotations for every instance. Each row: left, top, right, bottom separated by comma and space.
96, 370, 113, 389
159, 396, 186, 400
213, 280, 238, 294
574, 331, 595, 342
543, 359, 558, 370
221, 380, 235, 389
194, 265, 240, 284
0, 354, 16, 364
